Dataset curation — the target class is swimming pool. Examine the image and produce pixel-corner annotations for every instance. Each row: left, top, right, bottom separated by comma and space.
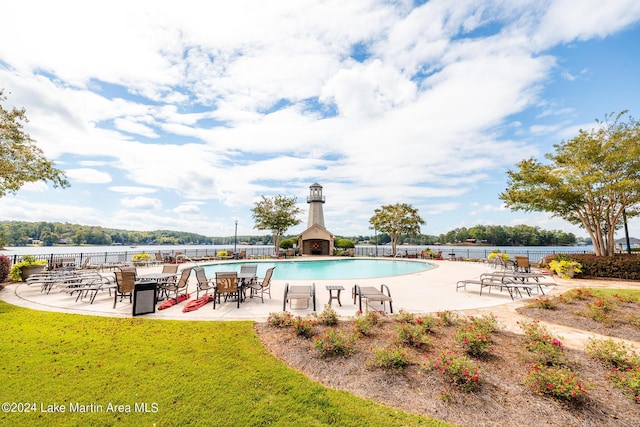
202, 258, 433, 280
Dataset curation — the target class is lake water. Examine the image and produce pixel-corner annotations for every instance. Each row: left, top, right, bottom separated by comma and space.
0, 243, 595, 265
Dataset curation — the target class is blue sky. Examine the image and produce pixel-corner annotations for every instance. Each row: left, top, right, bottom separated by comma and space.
1, 1, 640, 239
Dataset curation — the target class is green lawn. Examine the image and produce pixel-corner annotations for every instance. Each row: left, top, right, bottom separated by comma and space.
0, 302, 450, 426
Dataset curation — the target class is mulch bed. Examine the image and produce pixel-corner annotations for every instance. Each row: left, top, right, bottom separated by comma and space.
255, 303, 640, 427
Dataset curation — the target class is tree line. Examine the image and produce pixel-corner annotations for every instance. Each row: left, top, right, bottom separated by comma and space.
0, 220, 584, 248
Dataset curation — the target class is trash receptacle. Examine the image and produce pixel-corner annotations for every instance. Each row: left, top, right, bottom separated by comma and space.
133, 281, 157, 316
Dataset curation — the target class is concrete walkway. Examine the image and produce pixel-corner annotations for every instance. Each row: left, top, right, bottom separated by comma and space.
1, 258, 638, 350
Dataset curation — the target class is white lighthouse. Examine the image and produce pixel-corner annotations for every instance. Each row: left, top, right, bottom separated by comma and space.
307, 183, 325, 228
298, 183, 334, 255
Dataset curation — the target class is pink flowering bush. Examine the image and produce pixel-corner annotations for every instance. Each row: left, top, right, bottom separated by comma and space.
313, 328, 355, 357
395, 323, 431, 348
291, 315, 316, 338
519, 320, 567, 366
267, 311, 294, 328
371, 345, 410, 370
525, 363, 591, 401
424, 350, 480, 392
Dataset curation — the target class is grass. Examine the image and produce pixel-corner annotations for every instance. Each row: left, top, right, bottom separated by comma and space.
0, 301, 450, 426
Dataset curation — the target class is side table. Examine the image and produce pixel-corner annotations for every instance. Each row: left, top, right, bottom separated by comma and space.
326, 285, 345, 306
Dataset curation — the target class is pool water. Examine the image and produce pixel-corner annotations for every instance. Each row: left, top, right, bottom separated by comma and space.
202, 258, 433, 280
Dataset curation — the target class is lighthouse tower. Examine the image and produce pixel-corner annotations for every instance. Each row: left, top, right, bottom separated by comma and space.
307, 183, 325, 228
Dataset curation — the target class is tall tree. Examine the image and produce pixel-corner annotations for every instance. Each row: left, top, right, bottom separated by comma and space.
369, 203, 425, 256
0, 90, 69, 197
500, 111, 640, 256
251, 195, 303, 255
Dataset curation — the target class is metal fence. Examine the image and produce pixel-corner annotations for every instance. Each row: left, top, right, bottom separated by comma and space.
5, 245, 596, 268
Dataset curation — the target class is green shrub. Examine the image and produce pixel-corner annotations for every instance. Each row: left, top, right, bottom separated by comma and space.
216, 250, 229, 257
567, 253, 640, 280
577, 297, 616, 326
524, 363, 590, 401
0, 255, 10, 282
267, 311, 294, 328
519, 320, 567, 366
436, 310, 461, 326
334, 238, 355, 249
395, 323, 430, 348
527, 296, 557, 309
425, 350, 480, 392
279, 238, 297, 249
608, 366, 640, 403
353, 310, 385, 336
586, 338, 640, 369
415, 314, 440, 333
318, 305, 339, 326
393, 309, 416, 324
313, 328, 355, 357
371, 345, 410, 370
291, 315, 316, 338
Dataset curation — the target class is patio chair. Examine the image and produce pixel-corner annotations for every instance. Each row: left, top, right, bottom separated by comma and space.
113, 270, 136, 309
193, 267, 215, 299
515, 256, 531, 273
71, 275, 116, 304
283, 283, 316, 311
352, 284, 393, 313
213, 272, 240, 309
161, 267, 192, 303
249, 267, 275, 303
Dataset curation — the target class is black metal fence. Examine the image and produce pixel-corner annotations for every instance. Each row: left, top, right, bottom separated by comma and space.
5, 245, 596, 268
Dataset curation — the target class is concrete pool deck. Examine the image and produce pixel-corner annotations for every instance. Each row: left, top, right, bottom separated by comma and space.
1, 257, 557, 321
2, 257, 638, 350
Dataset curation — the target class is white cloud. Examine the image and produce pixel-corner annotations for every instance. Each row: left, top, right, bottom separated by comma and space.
0, 1, 638, 238
120, 197, 163, 210
65, 168, 112, 184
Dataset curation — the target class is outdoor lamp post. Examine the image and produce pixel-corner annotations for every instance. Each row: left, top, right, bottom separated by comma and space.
234, 220, 238, 255
374, 228, 378, 257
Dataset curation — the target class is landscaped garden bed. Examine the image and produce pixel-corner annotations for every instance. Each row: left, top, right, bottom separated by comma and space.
256, 293, 640, 427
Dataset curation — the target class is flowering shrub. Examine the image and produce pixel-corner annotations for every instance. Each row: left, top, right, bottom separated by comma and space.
353, 310, 385, 336
425, 350, 480, 392
628, 314, 640, 328
415, 314, 440, 333
267, 311, 294, 328
455, 328, 492, 357
371, 345, 410, 370
313, 328, 355, 357
527, 296, 557, 310
395, 323, 431, 348
436, 310, 461, 326
291, 316, 316, 338
317, 305, 339, 326
524, 363, 590, 401
519, 320, 567, 366
393, 309, 416, 324
586, 338, 639, 369
577, 297, 616, 326
608, 366, 640, 403
558, 288, 593, 303
469, 314, 499, 335
0, 255, 11, 282
453, 315, 498, 357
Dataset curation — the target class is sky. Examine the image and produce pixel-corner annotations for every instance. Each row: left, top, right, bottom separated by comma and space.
1, 1, 640, 240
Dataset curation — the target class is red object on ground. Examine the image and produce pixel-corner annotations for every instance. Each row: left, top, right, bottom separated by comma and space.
157, 293, 190, 310
182, 295, 215, 312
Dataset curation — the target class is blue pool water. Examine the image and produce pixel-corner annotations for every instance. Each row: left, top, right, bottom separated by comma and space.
202, 258, 433, 280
